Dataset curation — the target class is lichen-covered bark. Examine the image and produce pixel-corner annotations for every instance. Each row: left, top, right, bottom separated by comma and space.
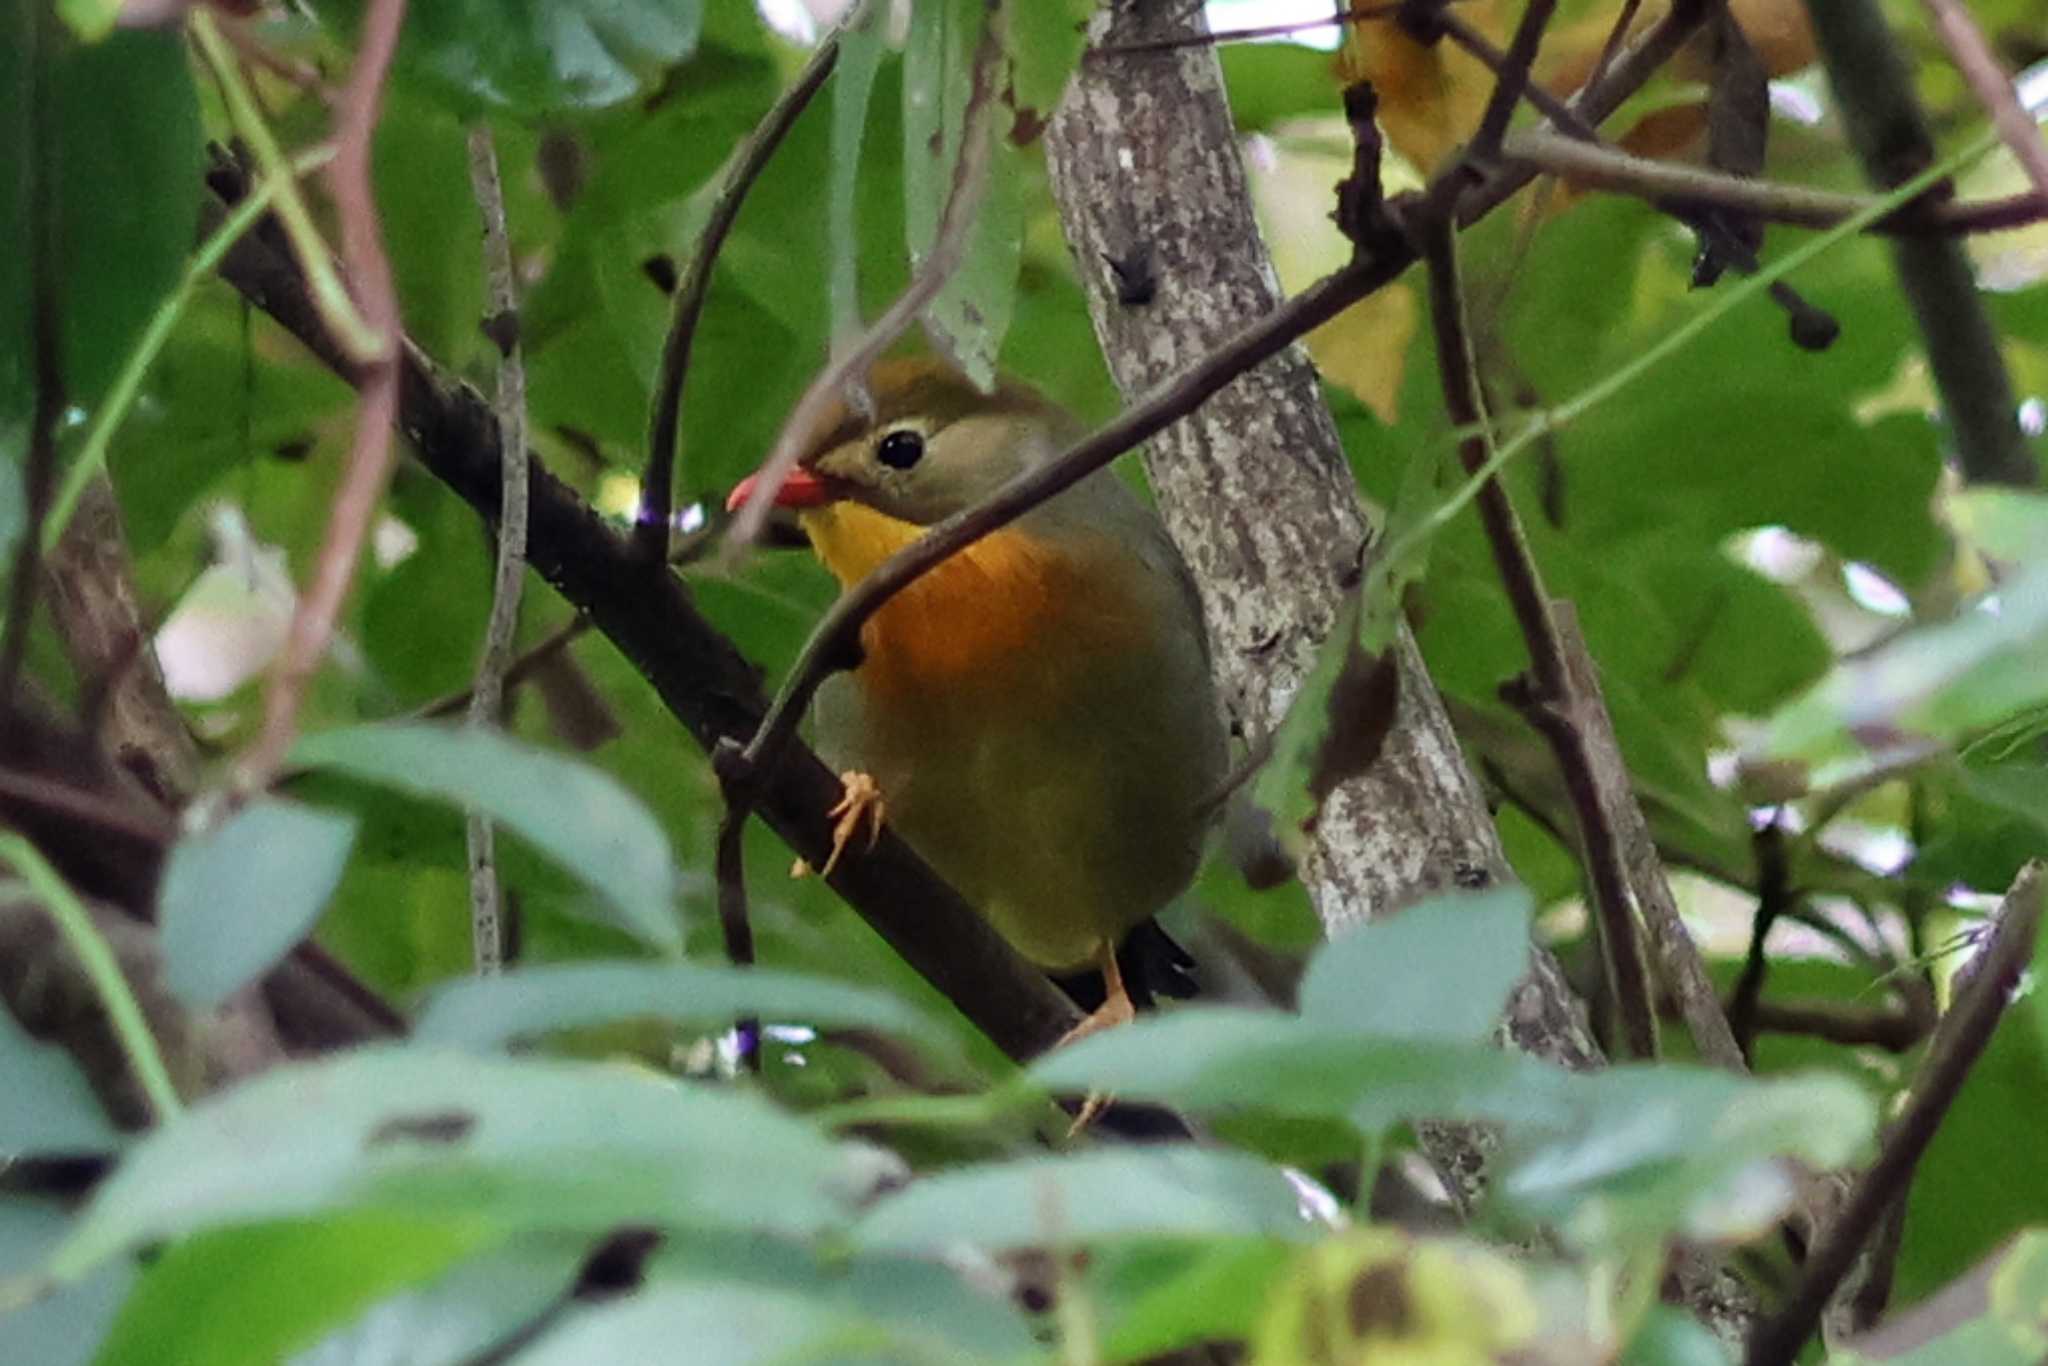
1044, 1, 1598, 1076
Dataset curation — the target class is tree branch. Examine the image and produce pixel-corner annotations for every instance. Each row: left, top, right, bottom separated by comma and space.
1744, 861, 2044, 1366
240, 0, 409, 786
1802, 0, 2035, 486
1420, 214, 1660, 1060
1504, 127, 2048, 236
1917, 0, 2048, 205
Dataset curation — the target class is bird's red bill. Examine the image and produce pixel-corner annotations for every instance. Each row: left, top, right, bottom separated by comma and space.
726, 467, 830, 512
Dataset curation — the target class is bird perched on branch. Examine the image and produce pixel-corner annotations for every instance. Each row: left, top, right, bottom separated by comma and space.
726, 357, 1227, 1041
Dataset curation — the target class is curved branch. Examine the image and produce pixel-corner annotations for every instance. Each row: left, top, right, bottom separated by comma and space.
636, 29, 844, 564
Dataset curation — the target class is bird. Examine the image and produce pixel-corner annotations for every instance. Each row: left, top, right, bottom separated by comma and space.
725, 357, 1228, 1043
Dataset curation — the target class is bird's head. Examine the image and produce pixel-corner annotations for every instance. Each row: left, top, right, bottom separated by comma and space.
725, 357, 1073, 531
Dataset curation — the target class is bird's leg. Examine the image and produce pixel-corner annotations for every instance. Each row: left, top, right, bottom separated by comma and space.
1057, 939, 1137, 1047
819, 770, 886, 876
1058, 940, 1136, 1137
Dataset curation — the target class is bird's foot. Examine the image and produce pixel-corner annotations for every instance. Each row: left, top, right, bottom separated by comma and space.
1054, 991, 1136, 1050
1058, 945, 1137, 1137
820, 770, 886, 876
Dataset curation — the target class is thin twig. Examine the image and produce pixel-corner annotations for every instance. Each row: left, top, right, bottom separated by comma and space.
1088, 5, 1402, 56
0, 834, 183, 1123
418, 616, 592, 721
462, 123, 529, 977
1744, 861, 2043, 1366
1728, 816, 1790, 1061
734, 259, 1393, 788
1917, 0, 2048, 206
1746, 997, 1924, 1053
1416, 212, 1659, 1060
239, 0, 408, 788
636, 27, 844, 564
1582, 0, 1644, 98
187, 9, 384, 365
725, 13, 1006, 548
1503, 127, 2048, 235
1467, 0, 1559, 168
0, 0, 62, 715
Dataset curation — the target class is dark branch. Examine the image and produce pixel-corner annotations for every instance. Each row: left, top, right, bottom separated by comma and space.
1804, 0, 2035, 486
1744, 861, 2044, 1366
1417, 211, 1659, 1059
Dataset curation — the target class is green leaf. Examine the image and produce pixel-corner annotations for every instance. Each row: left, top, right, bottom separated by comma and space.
1833, 1231, 2048, 1364
1622, 1306, 1735, 1365
1297, 886, 1533, 1043
1895, 989, 2048, 1303
636, 1231, 1039, 1361
0, 1200, 129, 1366
1947, 487, 2048, 565
1219, 42, 1341, 133
1758, 566, 2048, 773
903, 0, 1020, 385
157, 798, 358, 1010
0, 1004, 117, 1154
50, 1049, 866, 1280
1005, 0, 1091, 122
516, 1281, 972, 1366
288, 724, 682, 953
53, 0, 119, 42
414, 960, 952, 1056
1029, 1006, 1575, 1135
313, 0, 706, 116
91, 1215, 490, 1366
1497, 1065, 1877, 1249
855, 1148, 1322, 1253
829, 7, 886, 341
1095, 1239, 1296, 1362
0, 24, 202, 428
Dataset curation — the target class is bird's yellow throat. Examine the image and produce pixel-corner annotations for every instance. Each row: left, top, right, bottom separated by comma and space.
798, 500, 1142, 702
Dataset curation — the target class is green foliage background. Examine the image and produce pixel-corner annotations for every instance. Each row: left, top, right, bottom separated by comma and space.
4, 0, 2048, 1361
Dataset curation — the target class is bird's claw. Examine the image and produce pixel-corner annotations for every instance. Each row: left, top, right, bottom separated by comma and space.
820, 771, 886, 877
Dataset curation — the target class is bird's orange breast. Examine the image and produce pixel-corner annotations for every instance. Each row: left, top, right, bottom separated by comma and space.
799, 501, 1145, 704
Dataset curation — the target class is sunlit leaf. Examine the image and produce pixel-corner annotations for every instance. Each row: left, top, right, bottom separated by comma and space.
856, 1148, 1323, 1253
1497, 1065, 1876, 1249
92, 1216, 490, 1366
289, 724, 682, 953
414, 960, 952, 1056
158, 798, 358, 1009
0, 1199, 130, 1366
1297, 886, 1534, 1044
0, 1006, 118, 1155
1757, 566, 2048, 773
50, 1049, 867, 1280
1834, 1231, 2048, 1364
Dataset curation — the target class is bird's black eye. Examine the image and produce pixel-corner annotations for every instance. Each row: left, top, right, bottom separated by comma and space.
875, 428, 924, 470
